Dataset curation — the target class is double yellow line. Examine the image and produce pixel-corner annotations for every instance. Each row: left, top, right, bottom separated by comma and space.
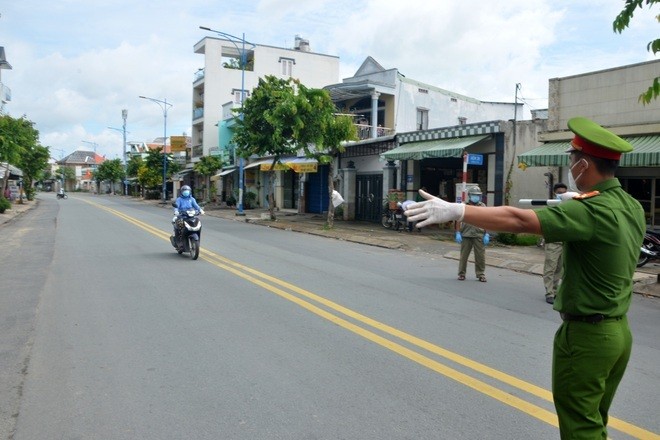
87, 199, 658, 439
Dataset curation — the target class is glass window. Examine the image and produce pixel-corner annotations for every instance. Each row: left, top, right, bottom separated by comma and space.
416, 109, 428, 131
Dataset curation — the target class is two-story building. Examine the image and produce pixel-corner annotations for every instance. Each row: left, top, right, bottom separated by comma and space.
57, 150, 105, 192
325, 57, 523, 221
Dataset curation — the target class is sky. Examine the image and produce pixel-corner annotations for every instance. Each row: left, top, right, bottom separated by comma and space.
1, 0, 658, 161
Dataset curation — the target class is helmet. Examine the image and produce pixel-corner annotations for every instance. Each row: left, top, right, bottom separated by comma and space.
468, 186, 482, 195
181, 185, 192, 197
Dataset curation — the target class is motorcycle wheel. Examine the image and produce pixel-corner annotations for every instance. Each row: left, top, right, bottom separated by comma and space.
637, 252, 649, 268
63, 194, 68, 199
381, 214, 393, 229
189, 237, 199, 260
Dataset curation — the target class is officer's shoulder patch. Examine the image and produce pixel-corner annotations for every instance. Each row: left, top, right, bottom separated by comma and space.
573, 190, 600, 200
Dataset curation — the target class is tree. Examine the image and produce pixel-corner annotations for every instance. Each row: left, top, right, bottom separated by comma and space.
0, 115, 35, 194
139, 147, 180, 198
16, 143, 50, 200
193, 155, 224, 202
233, 76, 302, 219
233, 76, 356, 224
292, 84, 356, 228
94, 158, 124, 194
614, 0, 660, 104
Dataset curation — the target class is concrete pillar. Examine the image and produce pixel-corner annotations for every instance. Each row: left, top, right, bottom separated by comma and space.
383, 161, 397, 197
370, 91, 380, 139
341, 163, 357, 220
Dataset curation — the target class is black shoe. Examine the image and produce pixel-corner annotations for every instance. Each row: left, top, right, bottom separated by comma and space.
545, 296, 555, 304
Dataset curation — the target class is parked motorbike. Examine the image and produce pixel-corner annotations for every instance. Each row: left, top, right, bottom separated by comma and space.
381, 202, 405, 231
637, 229, 660, 267
56, 192, 68, 199
170, 209, 202, 260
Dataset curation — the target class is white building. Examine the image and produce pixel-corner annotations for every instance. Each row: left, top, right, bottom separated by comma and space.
191, 34, 340, 204
324, 57, 523, 221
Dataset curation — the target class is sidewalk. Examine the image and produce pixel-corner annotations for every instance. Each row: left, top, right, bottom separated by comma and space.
5, 195, 658, 297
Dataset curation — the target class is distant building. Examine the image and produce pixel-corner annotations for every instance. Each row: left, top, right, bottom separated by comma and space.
57, 150, 105, 192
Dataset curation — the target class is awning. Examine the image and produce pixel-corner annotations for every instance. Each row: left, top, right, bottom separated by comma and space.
381, 135, 490, 161
244, 159, 272, 169
210, 168, 236, 181
517, 135, 660, 168
0, 163, 23, 179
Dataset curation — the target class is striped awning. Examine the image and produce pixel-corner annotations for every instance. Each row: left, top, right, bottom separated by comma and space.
518, 135, 660, 168
381, 135, 490, 161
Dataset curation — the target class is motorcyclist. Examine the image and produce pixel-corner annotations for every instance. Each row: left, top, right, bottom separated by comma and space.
172, 185, 204, 243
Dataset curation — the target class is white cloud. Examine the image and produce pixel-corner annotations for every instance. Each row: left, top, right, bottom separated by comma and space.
1, 0, 657, 158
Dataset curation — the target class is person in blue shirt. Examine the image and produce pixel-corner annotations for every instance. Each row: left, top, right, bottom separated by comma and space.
172, 185, 203, 243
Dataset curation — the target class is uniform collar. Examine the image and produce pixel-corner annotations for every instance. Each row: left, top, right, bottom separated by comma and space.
590, 178, 621, 193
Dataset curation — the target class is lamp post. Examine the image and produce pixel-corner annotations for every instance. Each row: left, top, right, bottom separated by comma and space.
199, 26, 254, 216
139, 95, 172, 203
108, 110, 129, 195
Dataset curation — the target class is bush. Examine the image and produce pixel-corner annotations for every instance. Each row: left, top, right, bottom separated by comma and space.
495, 232, 539, 246
0, 197, 11, 214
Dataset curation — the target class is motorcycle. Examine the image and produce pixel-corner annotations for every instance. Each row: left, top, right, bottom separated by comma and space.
169, 208, 202, 260
381, 202, 405, 231
638, 230, 660, 267
56, 192, 68, 199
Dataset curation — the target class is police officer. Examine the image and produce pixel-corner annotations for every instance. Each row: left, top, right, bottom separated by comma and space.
543, 182, 568, 304
405, 117, 644, 439
456, 186, 490, 282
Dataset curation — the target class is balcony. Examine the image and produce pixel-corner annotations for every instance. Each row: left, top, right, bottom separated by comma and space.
0, 82, 11, 103
194, 68, 204, 83
193, 107, 204, 120
355, 123, 394, 140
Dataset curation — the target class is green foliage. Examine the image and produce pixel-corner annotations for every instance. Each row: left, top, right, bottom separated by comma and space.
613, 0, 660, 104
94, 158, 124, 184
0, 196, 10, 213
193, 155, 223, 177
126, 155, 143, 178
496, 232, 539, 246
244, 190, 257, 209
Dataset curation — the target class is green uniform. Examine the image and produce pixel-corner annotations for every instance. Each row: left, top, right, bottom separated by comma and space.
536, 178, 645, 439
543, 242, 563, 299
458, 202, 486, 279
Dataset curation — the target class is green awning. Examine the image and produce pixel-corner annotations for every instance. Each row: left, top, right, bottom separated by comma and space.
518, 135, 660, 168
382, 135, 490, 161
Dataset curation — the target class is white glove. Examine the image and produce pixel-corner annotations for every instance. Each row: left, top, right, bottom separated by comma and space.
200, 208, 205, 215
405, 190, 465, 228
558, 192, 580, 202
174, 210, 179, 216
172, 216, 177, 223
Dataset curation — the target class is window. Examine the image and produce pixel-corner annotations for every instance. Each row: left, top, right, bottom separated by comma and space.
458, 117, 467, 125
416, 108, 429, 131
233, 89, 250, 104
279, 57, 295, 77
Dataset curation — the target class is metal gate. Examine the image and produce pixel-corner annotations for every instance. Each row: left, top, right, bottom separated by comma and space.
355, 174, 383, 222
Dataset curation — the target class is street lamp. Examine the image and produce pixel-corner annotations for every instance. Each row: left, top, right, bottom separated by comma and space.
108, 110, 129, 195
139, 95, 172, 203
199, 26, 255, 216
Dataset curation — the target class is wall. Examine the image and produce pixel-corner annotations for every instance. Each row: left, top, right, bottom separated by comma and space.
548, 59, 660, 131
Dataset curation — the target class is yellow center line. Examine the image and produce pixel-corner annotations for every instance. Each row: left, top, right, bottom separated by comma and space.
83, 199, 659, 439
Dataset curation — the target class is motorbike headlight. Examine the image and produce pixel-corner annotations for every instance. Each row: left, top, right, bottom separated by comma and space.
186, 209, 196, 216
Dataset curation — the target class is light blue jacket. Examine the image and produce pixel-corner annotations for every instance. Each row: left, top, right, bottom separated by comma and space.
174, 196, 201, 213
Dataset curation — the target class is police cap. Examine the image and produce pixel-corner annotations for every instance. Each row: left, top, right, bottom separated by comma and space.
565, 117, 633, 161
468, 186, 482, 195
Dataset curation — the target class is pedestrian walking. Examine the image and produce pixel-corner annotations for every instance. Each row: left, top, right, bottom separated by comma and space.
405, 117, 645, 439
543, 182, 568, 304
456, 186, 490, 282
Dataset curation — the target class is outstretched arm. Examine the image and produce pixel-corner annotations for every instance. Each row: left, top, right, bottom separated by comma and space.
405, 190, 542, 235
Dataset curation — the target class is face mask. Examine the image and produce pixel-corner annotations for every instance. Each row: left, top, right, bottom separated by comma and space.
469, 195, 481, 204
182, 190, 191, 197
568, 159, 588, 192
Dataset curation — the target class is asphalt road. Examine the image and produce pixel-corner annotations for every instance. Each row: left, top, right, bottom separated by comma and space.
1, 194, 659, 439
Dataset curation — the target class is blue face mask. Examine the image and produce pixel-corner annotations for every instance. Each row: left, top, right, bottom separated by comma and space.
469, 195, 481, 204
182, 190, 191, 197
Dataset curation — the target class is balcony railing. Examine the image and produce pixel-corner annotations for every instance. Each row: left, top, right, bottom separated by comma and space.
192, 144, 204, 159
193, 107, 204, 120
355, 124, 394, 140
194, 69, 205, 82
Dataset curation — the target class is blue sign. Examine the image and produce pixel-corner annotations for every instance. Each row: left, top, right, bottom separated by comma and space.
467, 154, 483, 166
